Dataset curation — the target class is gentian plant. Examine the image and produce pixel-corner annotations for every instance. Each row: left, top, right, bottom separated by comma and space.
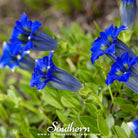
0, 7, 138, 137
120, 0, 136, 29
30, 51, 82, 92
91, 24, 136, 65
91, 24, 138, 94
10, 13, 57, 56
106, 52, 138, 93
0, 42, 35, 71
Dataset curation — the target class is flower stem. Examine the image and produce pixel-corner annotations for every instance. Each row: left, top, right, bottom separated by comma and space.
108, 85, 114, 104
103, 71, 114, 104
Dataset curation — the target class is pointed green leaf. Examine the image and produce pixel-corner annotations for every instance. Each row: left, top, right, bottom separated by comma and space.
79, 116, 99, 133
113, 126, 129, 138
85, 103, 98, 117
56, 110, 71, 124
97, 113, 109, 136
61, 95, 81, 110
42, 87, 63, 109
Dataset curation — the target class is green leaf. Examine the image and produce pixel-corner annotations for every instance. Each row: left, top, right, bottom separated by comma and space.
42, 87, 63, 109
60, 26, 73, 43
121, 122, 131, 138
78, 69, 93, 82
0, 126, 7, 138
0, 94, 6, 102
119, 30, 133, 44
87, 134, 98, 138
85, 103, 98, 117
74, 117, 83, 127
113, 126, 129, 138
114, 98, 136, 115
79, 116, 99, 133
71, 22, 84, 41
56, 110, 71, 124
79, 86, 91, 97
28, 114, 44, 124
20, 126, 33, 138
97, 113, 110, 136
114, 17, 122, 28
0, 104, 9, 122
106, 114, 114, 129
61, 95, 81, 110
29, 129, 49, 138
0, 128, 4, 138
16, 68, 32, 81
19, 81, 39, 102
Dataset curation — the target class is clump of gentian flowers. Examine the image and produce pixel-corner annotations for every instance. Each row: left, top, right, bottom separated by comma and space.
30, 51, 82, 92
10, 13, 58, 56
91, 24, 138, 94
106, 52, 138, 93
0, 13, 82, 92
0, 42, 35, 71
120, 0, 136, 29
0, 7, 138, 138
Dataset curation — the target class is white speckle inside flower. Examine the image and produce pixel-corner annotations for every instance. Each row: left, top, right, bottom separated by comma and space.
51, 50, 54, 53
47, 66, 50, 69
26, 50, 30, 54
28, 36, 31, 40
3, 41, 6, 45
17, 55, 21, 60
35, 59, 38, 62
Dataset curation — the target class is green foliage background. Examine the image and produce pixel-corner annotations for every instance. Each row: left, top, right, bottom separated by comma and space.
0, 1, 138, 138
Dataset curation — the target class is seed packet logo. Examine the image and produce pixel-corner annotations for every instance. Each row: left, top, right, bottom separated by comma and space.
47, 121, 90, 133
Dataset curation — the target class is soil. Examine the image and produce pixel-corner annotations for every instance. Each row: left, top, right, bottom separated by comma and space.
0, 0, 138, 41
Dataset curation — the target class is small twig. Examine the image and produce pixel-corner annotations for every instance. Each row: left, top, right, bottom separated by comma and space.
108, 92, 118, 114
38, 120, 47, 130
66, 58, 76, 72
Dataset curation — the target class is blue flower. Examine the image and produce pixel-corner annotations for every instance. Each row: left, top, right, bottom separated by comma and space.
0, 42, 35, 71
106, 52, 138, 93
90, 24, 136, 65
10, 13, 57, 56
127, 119, 138, 137
120, 0, 136, 28
30, 52, 82, 92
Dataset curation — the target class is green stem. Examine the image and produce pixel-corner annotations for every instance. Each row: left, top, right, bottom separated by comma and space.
103, 72, 114, 104
108, 86, 114, 104
21, 102, 52, 124
93, 21, 102, 32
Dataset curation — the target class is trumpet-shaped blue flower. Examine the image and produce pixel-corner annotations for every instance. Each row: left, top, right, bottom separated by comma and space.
10, 13, 57, 56
120, 0, 136, 28
127, 119, 138, 137
106, 52, 138, 93
90, 24, 136, 65
0, 42, 35, 71
30, 52, 82, 92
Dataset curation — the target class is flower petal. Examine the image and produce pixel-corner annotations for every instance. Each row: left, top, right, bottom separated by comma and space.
91, 50, 104, 65
31, 21, 42, 36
